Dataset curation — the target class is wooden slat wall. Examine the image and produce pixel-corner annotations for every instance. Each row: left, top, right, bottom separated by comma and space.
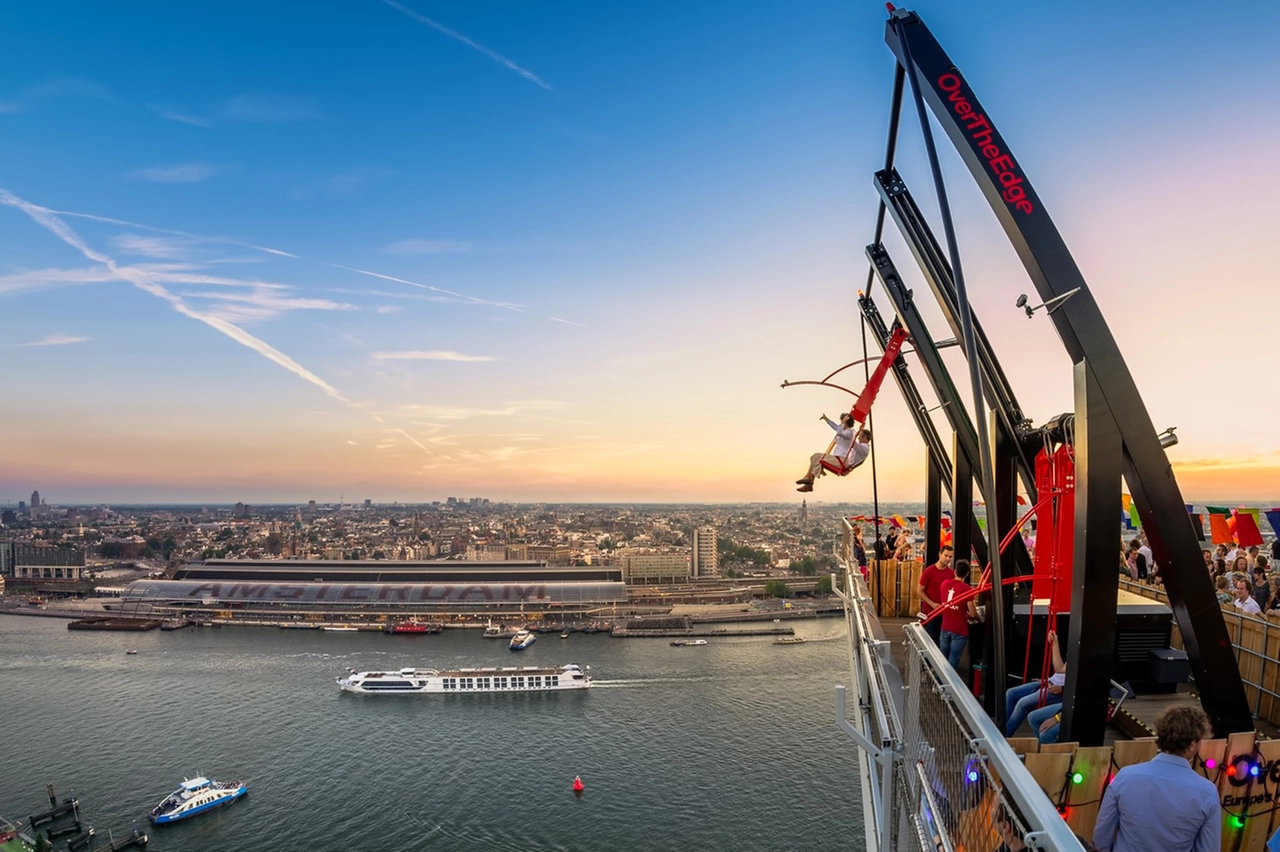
868, 559, 924, 617
1064, 746, 1111, 838
1010, 734, 1280, 851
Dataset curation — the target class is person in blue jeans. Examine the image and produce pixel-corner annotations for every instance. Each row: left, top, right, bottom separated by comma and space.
1005, 630, 1067, 736
938, 559, 978, 672
1029, 701, 1063, 745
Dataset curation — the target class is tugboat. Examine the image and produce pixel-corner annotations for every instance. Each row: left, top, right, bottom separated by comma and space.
483, 622, 506, 639
509, 629, 536, 651
148, 777, 246, 824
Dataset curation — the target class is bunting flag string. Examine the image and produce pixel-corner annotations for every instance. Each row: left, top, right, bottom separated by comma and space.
1234, 508, 1265, 547
1266, 509, 1280, 538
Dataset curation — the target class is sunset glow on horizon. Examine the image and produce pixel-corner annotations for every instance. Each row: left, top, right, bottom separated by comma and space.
2, 1, 1278, 507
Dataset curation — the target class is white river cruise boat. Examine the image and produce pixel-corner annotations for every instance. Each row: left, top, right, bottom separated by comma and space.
337, 663, 591, 695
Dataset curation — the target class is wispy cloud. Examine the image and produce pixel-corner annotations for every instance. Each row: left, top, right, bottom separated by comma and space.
111, 233, 204, 260
371, 350, 496, 362
0, 78, 114, 113
224, 94, 321, 122
380, 0, 552, 91
384, 238, 472, 255
376, 305, 402, 314
149, 105, 211, 127
1, 333, 89, 349
328, 263, 526, 312
48, 206, 523, 312
1172, 453, 1280, 472
128, 163, 214, 183
288, 169, 394, 200
0, 266, 118, 295
549, 316, 585, 327
395, 400, 567, 420
0, 186, 354, 407
178, 289, 357, 323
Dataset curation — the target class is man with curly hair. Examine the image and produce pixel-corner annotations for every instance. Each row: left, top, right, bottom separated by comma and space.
1093, 704, 1218, 851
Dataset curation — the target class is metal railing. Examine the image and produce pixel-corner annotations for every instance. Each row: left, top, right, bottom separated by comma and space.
836, 569, 1084, 852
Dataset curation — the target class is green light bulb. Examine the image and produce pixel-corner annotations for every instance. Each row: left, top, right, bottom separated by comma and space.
1071, 772, 1083, 785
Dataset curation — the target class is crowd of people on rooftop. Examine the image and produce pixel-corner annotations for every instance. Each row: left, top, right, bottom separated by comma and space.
1125, 531, 1280, 618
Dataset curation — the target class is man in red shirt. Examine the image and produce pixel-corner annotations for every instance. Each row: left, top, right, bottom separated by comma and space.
939, 559, 978, 672
918, 544, 953, 646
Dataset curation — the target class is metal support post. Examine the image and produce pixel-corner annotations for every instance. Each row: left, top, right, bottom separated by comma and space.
952, 433, 973, 565
873, 167, 1037, 495
925, 449, 942, 570
989, 411, 1026, 719
1062, 360, 1121, 746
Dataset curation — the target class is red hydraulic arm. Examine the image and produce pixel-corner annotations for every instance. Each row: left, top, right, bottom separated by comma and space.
850, 326, 908, 426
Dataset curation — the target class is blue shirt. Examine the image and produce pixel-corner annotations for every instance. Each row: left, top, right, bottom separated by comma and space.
1093, 752, 1219, 852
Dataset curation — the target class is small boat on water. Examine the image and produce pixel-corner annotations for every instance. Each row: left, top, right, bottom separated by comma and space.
671, 639, 708, 647
774, 636, 806, 645
560, 631, 570, 639
148, 776, 246, 825
483, 623, 506, 639
509, 629, 536, 651
338, 663, 590, 694
126, 650, 138, 655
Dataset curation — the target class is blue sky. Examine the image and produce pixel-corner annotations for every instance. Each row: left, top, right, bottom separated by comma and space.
2, 1, 1278, 504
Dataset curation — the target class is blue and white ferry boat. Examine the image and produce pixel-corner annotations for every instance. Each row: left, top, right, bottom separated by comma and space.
148, 776, 247, 824
509, 629, 536, 651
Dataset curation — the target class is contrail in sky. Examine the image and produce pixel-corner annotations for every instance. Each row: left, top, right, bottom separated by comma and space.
50, 207, 525, 312
379, 0, 553, 91
0, 187, 353, 406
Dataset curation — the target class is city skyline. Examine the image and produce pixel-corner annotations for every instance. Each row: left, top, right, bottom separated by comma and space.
2, 1, 1278, 504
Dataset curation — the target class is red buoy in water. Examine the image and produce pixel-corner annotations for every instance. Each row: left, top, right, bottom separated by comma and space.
572, 776, 584, 792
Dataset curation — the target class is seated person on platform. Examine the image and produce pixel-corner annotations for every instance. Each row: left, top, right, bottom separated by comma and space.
1005, 630, 1066, 736
993, 804, 1027, 852
1030, 700, 1064, 746
1093, 705, 1218, 852
795, 414, 869, 492
1233, 577, 1262, 615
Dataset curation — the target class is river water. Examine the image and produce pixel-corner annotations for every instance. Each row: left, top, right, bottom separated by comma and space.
0, 615, 863, 851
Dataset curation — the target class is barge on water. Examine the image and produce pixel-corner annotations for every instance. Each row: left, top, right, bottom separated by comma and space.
67, 617, 162, 631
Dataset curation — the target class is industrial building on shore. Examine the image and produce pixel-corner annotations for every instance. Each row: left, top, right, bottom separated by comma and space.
121, 559, 628, 620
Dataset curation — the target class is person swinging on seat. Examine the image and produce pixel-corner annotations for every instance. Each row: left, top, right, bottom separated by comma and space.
796, 414, 870, 492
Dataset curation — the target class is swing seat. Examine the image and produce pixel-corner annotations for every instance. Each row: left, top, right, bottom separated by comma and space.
819, 458, 854, 476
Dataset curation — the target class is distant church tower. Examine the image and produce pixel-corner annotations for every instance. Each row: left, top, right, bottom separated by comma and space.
800, 499, 808, 525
